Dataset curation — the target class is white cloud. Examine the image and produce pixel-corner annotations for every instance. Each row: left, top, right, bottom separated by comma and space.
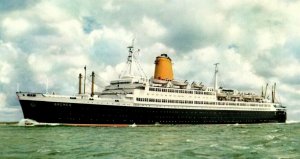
0, 106, 23, 122
0, 62, 13, 84
256, 29, 276, 51
34, 1, 71, 22
0, 93, 7, 108
280, 84, 300, 98
139, 17, 166, 38
171, 46, 265, 90
194, 47, 219, 63
218, 0, 242, 9
0, 42, 19, 84
222, 50, 265, 88
88, 26, 133, 46
227, 24, 242, 42
103, 1, 121, 12
2, 18, 31, 37
28, 53, 52, 72
274, 58, 300, 78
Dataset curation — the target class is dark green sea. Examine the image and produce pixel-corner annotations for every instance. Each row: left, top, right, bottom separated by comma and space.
0, 122, 299, 159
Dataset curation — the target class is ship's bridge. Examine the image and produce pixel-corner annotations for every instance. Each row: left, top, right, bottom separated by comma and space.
99, 75, 148, 97
110, 75, 148, 85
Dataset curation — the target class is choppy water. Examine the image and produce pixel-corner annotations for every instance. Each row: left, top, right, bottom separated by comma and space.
0, 122, 300, 159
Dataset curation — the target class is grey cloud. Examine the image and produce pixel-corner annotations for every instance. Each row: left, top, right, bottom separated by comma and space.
0, 0, 38, 13
281, 75, 300, 86
82, 17, 103, 33
252, 54, 278, 78
90, 40, 126, 66
164, 25, 214, 53
285, 37, 300, 60
0, 108, 23, 122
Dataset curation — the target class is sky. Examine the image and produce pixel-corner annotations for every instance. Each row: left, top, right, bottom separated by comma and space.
0, 0, 299, 121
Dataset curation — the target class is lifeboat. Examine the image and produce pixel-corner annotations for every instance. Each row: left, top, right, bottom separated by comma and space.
151, 77, 168, 84
172, 80, 188, 86
191, 82, 204, 89
253, 95, 263, 101
217, 93, 227, 97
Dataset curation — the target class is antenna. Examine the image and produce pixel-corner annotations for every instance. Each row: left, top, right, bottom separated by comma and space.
127, 39, 135, 76
84, 66, 86, 94
120, 39, 146, 78
214, 63, 219, 91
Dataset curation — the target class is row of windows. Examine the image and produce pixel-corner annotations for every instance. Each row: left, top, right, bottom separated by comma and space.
54, 103, 72, 107
111, 81, 131, 85
136, 103, 270, 111
138, 98, 194, 104
136, 98, 270, 107
149, 87, 215, 95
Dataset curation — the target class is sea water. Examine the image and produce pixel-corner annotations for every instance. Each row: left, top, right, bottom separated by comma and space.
0, 122, 299, 158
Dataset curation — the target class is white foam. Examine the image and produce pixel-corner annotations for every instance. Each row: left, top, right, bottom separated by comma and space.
18, 119, 39, 126
18, 119, 60, 126
129, 123, 137, 127
286, 120, 300, 124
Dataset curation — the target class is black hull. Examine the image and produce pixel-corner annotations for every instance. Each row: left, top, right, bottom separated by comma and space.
19, 100, 286, 124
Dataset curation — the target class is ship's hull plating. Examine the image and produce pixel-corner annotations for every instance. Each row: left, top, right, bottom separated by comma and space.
19, 100, 286, 124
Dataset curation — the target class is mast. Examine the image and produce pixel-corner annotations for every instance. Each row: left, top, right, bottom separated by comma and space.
274, 83, 276, 102
91, 71, 95, 97
264, 83, 268, 99
272, 83, 276, 103
120, 39, 146, 78
214, 63, 219, 91
126, 39, 135, 76
78, 73, 82, 94
84, 66, 86, 94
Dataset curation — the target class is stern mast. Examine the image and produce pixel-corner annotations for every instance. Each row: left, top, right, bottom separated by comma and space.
214, 63, 219, 91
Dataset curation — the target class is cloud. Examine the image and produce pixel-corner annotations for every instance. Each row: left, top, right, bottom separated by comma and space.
0, 0, 36, 13
102, 0, 121, 12
0, 0, 300, 121
0, 106, 23, 122
2, 18, 32, 37
139, 17, 166, 38
0, 93, 7, 108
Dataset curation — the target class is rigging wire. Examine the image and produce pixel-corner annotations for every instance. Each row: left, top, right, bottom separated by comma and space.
133, 55, 147, 79
119, 43, 146, 78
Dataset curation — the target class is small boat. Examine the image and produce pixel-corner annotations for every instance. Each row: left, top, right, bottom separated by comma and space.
191, 82, 204, 89
172, 80, 188, 86
151, 77, 168, 84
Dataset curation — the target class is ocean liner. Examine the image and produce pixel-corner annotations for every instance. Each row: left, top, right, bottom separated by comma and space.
17, 44, 286, 125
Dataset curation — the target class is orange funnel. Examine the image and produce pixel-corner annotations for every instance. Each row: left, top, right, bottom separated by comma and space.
154, 54, 174, 81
